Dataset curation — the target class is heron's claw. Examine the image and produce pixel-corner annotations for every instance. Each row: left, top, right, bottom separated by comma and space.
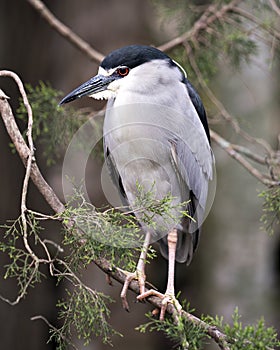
105, 274, 113, 286
137, 289, 182, 320
120, 270, 146, 312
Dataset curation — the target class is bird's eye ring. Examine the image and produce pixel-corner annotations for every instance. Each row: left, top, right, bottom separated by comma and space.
116, 67, 129, 77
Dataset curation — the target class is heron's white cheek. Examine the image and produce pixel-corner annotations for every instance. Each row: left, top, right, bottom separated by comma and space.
107, 79, 123, 92
90, 79, 123, 100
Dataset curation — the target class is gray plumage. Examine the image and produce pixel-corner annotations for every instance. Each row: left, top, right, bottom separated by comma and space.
60, 45, 214, 265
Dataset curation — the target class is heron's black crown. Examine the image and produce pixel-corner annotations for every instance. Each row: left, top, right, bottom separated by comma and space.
101, 45, 173, 70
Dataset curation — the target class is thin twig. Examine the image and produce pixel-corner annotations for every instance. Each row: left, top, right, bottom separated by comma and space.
158, 0, 243, 52
31, 315, 78, 350
232, 6, 280, 41
0, 71, 38, 262
210, 130, 279, 187
269, 0, 280, 17
27, 209, 60, 220
187, 44, 241, 133
231, 144, 266, 165
0, 83, 65, 214
186, 45, 274, 155
0, 260, 40, 306
26, 0, 104, 63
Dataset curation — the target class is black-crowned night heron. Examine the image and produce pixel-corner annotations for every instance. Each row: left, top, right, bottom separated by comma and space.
60, 45, 214, 319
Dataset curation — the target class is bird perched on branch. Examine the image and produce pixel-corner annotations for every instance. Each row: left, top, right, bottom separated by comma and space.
60, 45, 215, 319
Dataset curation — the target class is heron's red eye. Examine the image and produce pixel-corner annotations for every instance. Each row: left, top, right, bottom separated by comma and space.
117, 67, 129, 77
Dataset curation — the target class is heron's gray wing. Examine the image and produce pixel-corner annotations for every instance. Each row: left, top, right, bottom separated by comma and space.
166, 81, 214, 264
177, 78, 214, 215
184, 78, 210, 143
104, 144, 129, 207
171, 136, 213, 223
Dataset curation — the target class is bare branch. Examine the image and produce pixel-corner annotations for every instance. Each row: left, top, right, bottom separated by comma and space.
186, 44, 241, 133
185, 44, 277, 160
26, 0, 104, 63
269, 0, 280, 17
0, 79, 65, 214
94, 257, 230, 350
210, 130, 279, 187
0, 71, 39, 262
230, 144, 280, 167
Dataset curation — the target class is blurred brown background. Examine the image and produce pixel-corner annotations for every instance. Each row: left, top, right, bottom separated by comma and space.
0, 1, 279, 349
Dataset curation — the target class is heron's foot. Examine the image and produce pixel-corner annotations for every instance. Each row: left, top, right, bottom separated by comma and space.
120, 270, 146, 312
137, 289, 182, 320
105, 274, 113, 286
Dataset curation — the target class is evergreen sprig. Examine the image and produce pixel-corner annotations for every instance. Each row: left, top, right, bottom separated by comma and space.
50, 286, 121, 349
0, 217, 44, 301
138, 306, 280, 350
259, 186, 280, 235
137, 302, 205, 350
61, 187, 189, 272
16, 82, 90, 165
204, 308, 280, 350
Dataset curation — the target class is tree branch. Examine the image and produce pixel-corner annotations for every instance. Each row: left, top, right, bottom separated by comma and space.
210, 130, 279, 187
186, 42, 274, 153
186, 42, 241, 134
0, 79, 65, 214
3, 71, 40, 263
94, 257, 230, 350
26, 0, 104, 63
0, 75, 231, 349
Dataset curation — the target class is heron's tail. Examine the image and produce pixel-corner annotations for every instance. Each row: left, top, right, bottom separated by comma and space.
159, 227, 200, 264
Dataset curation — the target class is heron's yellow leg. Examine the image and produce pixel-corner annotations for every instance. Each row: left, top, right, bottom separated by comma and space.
120, 231, 151, 311
137, 228, 182, 320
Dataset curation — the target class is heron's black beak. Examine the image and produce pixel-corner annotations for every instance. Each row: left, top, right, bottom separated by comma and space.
59, 74, 115, 105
